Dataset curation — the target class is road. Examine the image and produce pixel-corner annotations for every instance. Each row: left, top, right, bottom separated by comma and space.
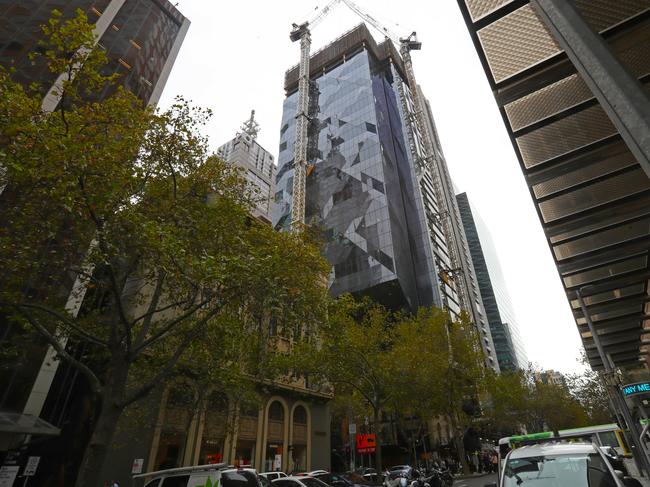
453, 474, 497, 487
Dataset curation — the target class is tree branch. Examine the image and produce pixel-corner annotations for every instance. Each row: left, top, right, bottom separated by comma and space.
16, 305, 103, 396
15, 302, 108, 347
130, 299, 214, 358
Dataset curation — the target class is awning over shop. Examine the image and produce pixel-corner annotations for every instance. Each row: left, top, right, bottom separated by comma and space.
0, 412, 61, 437
456, 0, 650, 369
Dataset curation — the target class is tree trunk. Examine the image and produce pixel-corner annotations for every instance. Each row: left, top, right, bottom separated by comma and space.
75, 397, 123, 487
75, 356, 129, 487
373, 407, 382, 471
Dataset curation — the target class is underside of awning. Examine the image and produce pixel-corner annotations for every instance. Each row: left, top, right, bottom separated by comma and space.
456, 0, 650, 370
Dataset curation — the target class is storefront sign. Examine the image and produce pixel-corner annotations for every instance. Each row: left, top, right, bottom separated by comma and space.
356, 434, 376, 453
622, 382, 650, 397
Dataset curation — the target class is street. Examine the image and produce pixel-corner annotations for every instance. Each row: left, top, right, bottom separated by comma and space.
453, 474, 497, 487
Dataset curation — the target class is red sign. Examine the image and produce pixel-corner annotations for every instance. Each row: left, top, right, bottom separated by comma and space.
356, 434, 376, 453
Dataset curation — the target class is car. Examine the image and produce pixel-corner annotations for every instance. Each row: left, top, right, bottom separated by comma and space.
133, 463, 262, 487
295, 471, 330, 477
272, 475, 331, 487
260, 476, 272, 487
354, 469, 379, 484
600, 446, 629, 476
261, 473, 289, 481
489, 442, 627, 487
309, 471, 367, 487
384, 466, 415, 487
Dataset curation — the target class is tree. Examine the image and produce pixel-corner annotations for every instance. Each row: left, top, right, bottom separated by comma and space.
0, 10, 330, 487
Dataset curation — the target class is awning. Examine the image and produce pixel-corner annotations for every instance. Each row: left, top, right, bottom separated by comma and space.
456, 0, 650, 369
0, 412, 61, 437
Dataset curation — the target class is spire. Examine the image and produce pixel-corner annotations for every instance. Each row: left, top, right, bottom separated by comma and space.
240, 109, 260, 140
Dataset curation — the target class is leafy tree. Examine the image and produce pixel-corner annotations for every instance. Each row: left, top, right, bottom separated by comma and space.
0, 10, 329, 487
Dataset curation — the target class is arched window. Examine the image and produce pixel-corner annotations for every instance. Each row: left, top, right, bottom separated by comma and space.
292, 405, 308, 472
266, 401, 286, 471
155, 383, 195, 470
236, 401, 259, 467
200, 391, 229, 465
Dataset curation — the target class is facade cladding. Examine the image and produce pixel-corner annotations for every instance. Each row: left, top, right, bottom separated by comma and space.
217, 129, 277, 223
456, 192, 527, 371
274, 28, 440, 313
0, 0, 188, 105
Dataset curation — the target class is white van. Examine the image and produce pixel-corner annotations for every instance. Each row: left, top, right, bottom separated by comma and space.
133, 464, 262, 487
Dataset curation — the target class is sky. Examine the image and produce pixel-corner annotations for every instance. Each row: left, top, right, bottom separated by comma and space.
159, 0, 586, 374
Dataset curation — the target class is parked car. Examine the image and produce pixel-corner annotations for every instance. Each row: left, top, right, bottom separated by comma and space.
260, 476, 272, 487
355, 468, 380, 484
272, 475, 331, 487
310, 471, 369, 487
133, 463, 262, 487
384, 466, 415, 487
261, 473, 289, 481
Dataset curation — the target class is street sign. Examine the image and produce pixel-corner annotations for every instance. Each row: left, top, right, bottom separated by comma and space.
622, 382, 650, 397
349, 423, 356, 435
24, 457, 40, 476
132, 458, 144, 474
356, 434, 376, 454
0, 466, 19, 487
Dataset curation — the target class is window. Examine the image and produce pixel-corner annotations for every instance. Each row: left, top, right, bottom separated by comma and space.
221, 471, 261, 487
161, 475, 190, 487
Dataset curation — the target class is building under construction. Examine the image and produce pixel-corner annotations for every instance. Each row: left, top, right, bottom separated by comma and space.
273, 23, 499, 371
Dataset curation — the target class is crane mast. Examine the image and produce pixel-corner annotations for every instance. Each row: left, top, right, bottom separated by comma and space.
288, 1, 469, 313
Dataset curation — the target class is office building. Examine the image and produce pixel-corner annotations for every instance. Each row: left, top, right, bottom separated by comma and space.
273, 23, 498, 369
0, 0, 189, 107
457, 192, 528, 371
217, 111, 277, 223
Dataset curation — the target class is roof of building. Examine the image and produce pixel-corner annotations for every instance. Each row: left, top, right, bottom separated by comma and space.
456, 0, 650, 370
284, 23, 406, 93
509, 442, 597, 459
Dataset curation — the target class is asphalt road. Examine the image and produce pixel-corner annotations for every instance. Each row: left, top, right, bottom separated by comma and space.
453, 474, 497, 487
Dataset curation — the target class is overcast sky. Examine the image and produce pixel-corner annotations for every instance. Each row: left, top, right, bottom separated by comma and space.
159, 0, 586, 374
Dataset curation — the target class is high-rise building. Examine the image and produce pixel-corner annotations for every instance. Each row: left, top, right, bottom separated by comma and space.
457, 192, 528, 371
273, 24, 498, 370
217, 111, 277, 223
0, 0, 189, 107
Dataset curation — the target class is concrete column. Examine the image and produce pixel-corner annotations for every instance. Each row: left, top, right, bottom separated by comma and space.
531, 0, 650, 178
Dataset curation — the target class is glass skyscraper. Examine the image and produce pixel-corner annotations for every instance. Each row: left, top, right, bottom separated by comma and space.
456, 192, 528, 371
273, 23, 498, 371
275, 24, 440, 313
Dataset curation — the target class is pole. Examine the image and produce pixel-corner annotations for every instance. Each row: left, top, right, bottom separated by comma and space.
577, 288, 650, 476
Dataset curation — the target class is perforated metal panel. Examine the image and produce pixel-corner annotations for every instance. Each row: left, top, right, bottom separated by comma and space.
563, 256, 648, 287
506, 74, 592, 131
517, 104, 617, 168
465, 0, 514, 22
538, 168, 650, 223
478, 4, 561, 84
553, 218, 650, 260
575, 0, 650, 33
570, 284, 646, 308
532, 148, 637, 199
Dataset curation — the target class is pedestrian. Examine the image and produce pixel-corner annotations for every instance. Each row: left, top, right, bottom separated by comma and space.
110, 481, 119, 487
491, 451, 498, 473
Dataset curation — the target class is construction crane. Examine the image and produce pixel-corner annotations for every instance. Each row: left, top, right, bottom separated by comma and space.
289, 1, 470, 314
289, 0, 342, 231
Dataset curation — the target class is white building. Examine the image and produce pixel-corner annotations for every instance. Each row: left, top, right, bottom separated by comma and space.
217, 111, 276, 223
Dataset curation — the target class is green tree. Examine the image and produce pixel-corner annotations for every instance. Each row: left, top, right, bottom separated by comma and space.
0, 10, 329, 487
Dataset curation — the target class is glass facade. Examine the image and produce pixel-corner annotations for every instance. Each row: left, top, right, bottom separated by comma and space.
274, 47, 439, 312
456, 192, 527, 371
0, 0, 185, 104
